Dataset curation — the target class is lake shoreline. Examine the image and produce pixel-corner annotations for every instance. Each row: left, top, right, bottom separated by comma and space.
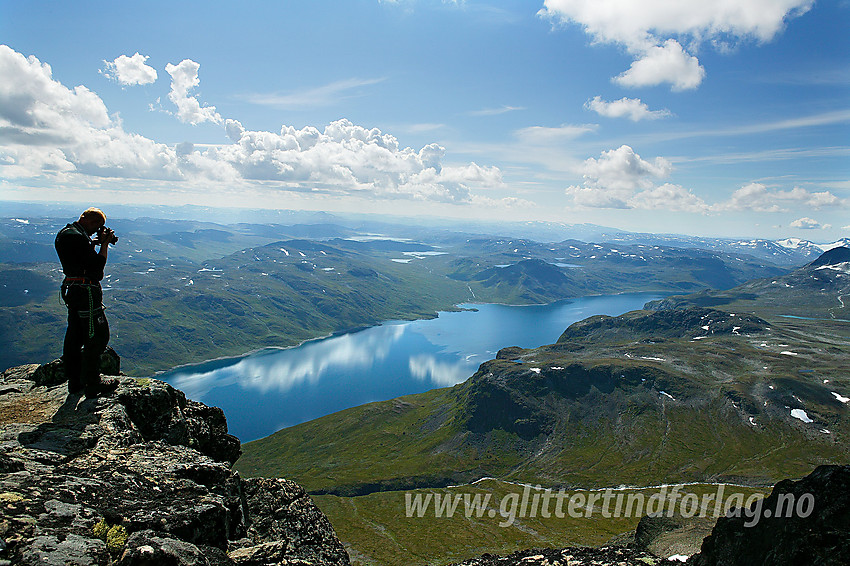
153, 290, 668, 378
158, 291, 666, 442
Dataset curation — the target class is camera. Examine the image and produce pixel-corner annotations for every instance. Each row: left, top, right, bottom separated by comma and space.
95, 226, 119, 245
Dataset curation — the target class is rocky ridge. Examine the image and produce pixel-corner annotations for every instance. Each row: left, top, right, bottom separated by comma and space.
0, 353, 349, 566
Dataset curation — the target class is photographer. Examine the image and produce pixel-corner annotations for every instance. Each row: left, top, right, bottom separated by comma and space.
54, 207, 119, 397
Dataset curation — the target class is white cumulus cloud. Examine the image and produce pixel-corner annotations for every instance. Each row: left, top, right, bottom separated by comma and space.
790, 217, 830, 230
629, 183, 708, 213
565, 145, 676, 208
585, 96, 671, 121
565, 154, 844, 213
539, 0, 813, 90
101, 53, 158, 86
578, 144, 671, 190
614, 39, 705, 91
0, 44, 182, 181
220, 118, 502, 203
165, 59, 222, 125
716, 183, 842, 213
0, 46, 502, 205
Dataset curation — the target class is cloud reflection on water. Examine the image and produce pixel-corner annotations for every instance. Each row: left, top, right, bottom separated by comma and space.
171, 324, 407, 400
408, 354, 472, 386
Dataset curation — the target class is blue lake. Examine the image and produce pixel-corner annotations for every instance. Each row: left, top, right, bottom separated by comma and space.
158, 293, 661, 442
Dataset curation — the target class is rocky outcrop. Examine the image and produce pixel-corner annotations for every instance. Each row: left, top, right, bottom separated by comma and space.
448, 546, 661, 565
689, 464, 850, 566
0, 359, 349, 566
633, 513, 716, 560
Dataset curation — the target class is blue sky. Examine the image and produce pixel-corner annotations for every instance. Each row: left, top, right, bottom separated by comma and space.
1, 0, 848, 239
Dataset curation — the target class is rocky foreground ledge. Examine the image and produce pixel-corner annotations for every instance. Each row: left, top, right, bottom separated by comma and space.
0, 356, 350, 566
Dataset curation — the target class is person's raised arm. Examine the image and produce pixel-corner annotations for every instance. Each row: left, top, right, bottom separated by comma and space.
97, 227, 114, 261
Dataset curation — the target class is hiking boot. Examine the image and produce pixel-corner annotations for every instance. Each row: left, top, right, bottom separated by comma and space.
84, 377, 119, 398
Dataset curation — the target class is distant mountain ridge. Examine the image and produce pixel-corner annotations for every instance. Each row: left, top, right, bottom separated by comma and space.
1, 215, 792, 374
598, 233, 850, 266
647, 246, 850, 321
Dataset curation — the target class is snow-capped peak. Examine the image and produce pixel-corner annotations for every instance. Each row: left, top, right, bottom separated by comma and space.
775, 237, 814, 250
819, 238, 850, 252
775, 237, 849, 255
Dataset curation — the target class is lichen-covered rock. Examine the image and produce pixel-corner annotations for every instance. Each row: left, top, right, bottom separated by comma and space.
16, 533, 110, 566
234, 478, 350, 565
117, 530, 231, 566
0, 362, 349, 566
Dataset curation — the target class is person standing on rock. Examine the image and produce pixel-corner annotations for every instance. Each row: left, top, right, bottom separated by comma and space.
54, 207, 119, 397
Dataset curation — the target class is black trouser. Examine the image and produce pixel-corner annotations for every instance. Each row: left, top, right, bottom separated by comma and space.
61, 284, 109, 392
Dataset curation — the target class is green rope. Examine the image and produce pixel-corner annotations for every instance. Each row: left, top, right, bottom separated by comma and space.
87, 285, 95, 340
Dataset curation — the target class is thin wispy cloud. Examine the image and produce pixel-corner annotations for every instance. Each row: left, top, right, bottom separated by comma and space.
670, 146, 850, 165
514, 123, 597, 144
711, 109, 850, 136
242, 77, 386, 109
468, 105, 525, 116
402, 123, 447, 133
757, 67, 850, 86
635, 109, 850, 145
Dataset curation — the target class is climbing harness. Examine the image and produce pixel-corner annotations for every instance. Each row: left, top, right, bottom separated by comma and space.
60, 277, 103, 340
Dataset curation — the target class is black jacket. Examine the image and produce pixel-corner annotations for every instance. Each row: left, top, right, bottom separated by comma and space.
55, 222, 106, 282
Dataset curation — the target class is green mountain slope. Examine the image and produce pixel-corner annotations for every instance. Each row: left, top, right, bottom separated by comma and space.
237, 250, 850, 493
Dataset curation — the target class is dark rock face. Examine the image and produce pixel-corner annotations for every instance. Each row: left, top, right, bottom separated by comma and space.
0, 361, 349, 566
689, 464, 850, 566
